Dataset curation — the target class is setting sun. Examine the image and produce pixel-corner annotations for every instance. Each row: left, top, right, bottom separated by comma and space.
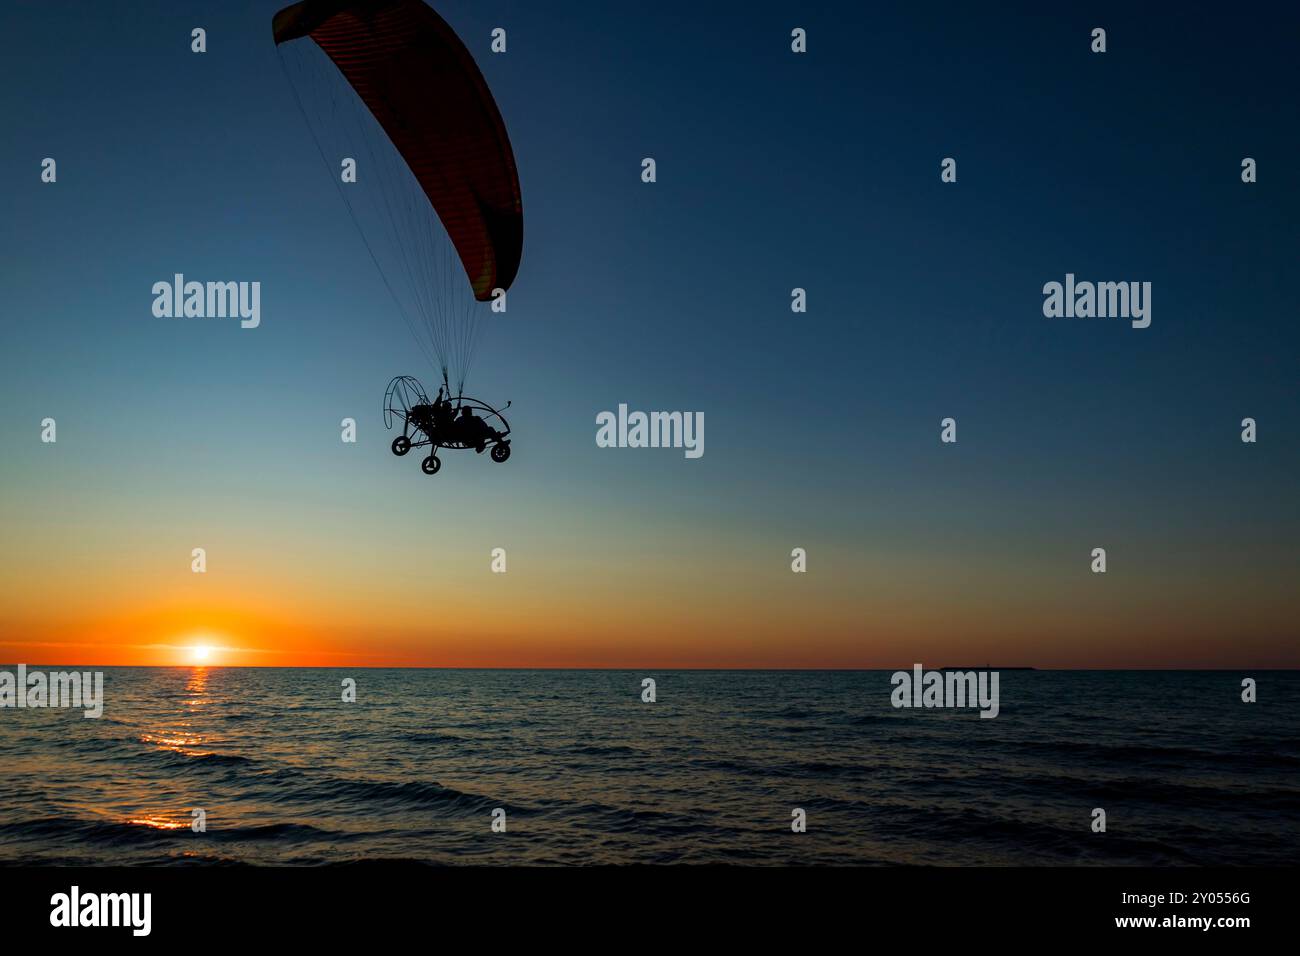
190, 645, 212, 663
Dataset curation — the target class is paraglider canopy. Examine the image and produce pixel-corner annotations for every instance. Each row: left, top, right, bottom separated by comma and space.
273, 0, 522, 300
274, 0, 522, 394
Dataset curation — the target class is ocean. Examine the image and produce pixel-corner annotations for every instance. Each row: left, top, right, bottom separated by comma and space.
2, 668, 1297, 865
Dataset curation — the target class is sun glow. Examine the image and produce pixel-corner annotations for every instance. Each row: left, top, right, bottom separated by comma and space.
190, 644, 212, 663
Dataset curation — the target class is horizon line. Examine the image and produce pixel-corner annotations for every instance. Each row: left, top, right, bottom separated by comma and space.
2, 663, 1294, 672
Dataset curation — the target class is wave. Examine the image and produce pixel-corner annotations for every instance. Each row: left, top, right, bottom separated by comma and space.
244, 767, 512, 818
398, 730, 472, 745
130, 748, 259, 773
1007, 737, 1300, 771
0, 816, 332, 846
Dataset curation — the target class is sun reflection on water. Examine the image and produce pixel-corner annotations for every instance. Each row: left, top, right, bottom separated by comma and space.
138, 667, 214, 756
126, 815, 188, 830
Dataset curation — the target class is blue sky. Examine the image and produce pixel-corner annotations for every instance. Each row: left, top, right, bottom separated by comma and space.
1, 1, 1296, 666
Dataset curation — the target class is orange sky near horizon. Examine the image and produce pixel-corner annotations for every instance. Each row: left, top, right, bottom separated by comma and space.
2, 422, 1295, 670
2, 551, 1295, 669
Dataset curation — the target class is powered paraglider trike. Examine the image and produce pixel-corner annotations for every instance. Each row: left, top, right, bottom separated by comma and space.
384, 375, 512, 476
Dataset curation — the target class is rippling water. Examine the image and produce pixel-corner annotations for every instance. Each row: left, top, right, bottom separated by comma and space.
2, 668, 1297, 865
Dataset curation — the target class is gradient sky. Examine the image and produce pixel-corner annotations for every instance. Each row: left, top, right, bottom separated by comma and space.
1, 1, 1296, 668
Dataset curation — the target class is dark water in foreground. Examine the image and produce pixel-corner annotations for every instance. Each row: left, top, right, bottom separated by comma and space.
2, 668, 1297, 865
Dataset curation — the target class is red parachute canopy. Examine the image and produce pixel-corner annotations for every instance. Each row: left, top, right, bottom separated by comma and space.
273, 0, 522, 301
